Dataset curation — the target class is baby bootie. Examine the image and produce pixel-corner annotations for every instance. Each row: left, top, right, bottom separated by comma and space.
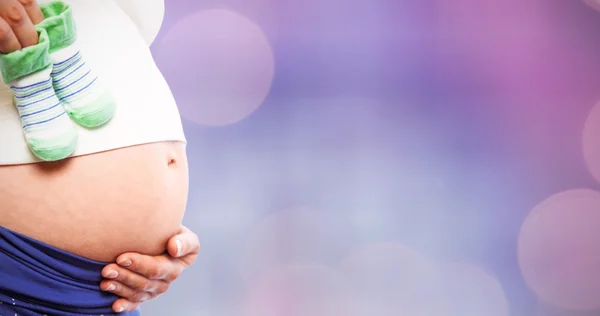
38, 0, 116, 128
0, 27, 78, 161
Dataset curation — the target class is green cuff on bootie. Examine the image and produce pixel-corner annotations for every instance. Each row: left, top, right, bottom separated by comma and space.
37, 0, 77, 54
0, 28, 51, 84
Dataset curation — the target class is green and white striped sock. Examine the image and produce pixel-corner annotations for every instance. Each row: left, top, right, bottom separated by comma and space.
0, 27, 78, 161
39, 0, 116, 128
50, 45, 115, 128
11, 67, 78, 161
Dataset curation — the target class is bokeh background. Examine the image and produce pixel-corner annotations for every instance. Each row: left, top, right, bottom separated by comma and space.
143, 0, 600, 315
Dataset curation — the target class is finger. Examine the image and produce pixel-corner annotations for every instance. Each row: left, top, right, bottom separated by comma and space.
112, 298, 141, 314
116, 252, 184, 283
0, 0, 37, 47
0, 17, 20, 53
102, 263, 170, 294
17, 0, 43, 24
100, 279, 152, 303
167, 225, 200, 261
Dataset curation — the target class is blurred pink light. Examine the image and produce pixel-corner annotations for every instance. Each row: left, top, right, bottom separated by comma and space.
339, 242, 436, 315
240, 207, 352, 285
338, 243, 508, 315
431, 263, 510, 316
535, 302, 600, 316
518, 189, 600, 311
583, 0, 600, 12
431, 0, 575, 120
155, 9, 274, 126
242, 264, 355, 316
583, 102, 600, 184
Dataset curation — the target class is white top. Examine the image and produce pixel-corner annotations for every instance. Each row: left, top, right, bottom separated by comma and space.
0, 0, 186, 165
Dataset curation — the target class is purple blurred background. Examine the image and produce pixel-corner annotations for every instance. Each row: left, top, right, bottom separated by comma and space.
144, 0, 600, 315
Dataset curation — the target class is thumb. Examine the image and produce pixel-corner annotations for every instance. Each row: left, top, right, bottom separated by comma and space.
167, 235, 184, 258
166, 226, 200, 259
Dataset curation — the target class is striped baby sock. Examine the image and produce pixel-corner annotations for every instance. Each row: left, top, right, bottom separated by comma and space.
0, 28, 78, 161
38, 0, 116, 128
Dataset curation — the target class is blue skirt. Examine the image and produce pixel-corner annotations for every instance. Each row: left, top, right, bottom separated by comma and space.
0, 225, 140, 315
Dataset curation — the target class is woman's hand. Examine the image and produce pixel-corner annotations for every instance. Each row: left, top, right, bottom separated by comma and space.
0, 0, 44, 53
100, 226, 200, 313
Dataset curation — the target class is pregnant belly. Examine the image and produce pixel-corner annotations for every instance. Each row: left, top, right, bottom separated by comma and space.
0, 141, 189, 262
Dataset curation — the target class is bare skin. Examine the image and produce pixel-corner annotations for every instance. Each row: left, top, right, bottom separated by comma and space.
0, 0, 43, 52
0, 0, 200, 313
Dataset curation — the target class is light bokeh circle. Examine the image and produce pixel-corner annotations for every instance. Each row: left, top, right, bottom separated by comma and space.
154, 9, 275, 126
431, 263, 510, 316
582, 101, 600, 183
583, 0, 600, 12
242, 264, 355, 316
339, 242, 436, 315
240, 206, 353, 285
518, 189, 600, 310
534, 301, 600, 316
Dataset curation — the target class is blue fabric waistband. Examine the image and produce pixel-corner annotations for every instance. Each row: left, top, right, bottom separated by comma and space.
0, 225, 140, 316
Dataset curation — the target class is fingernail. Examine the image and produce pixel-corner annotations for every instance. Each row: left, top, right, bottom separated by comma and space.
175, 239, 183, 256
118, 259, 132, 267
106, 283, 116, 291
117, 306, 125, 312
105, 270, 118, 279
